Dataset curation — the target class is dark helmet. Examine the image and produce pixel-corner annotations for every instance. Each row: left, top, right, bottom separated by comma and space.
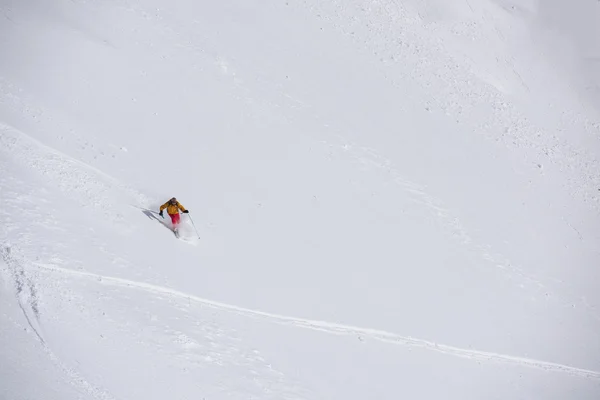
169, 197, 177, 204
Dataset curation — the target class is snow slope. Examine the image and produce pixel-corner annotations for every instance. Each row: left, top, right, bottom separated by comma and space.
1, 0, 599, 399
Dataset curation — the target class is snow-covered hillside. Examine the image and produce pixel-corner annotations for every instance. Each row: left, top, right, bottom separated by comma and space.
1, 0, 599, 399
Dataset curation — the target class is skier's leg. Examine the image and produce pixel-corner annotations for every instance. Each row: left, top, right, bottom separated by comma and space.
171, 213, 181, 227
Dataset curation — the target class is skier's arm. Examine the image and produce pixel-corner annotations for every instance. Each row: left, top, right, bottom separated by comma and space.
178, 203, 189, 213
159, 202, 169, 212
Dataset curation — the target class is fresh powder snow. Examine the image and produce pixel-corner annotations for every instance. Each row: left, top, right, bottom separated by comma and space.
1, 0, 599, 399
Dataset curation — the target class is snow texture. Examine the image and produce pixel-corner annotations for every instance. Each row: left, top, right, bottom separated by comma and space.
1, 0, 599, 399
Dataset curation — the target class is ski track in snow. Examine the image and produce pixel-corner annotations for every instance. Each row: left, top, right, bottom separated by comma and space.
1, 3, 599, 399
2, 112, 595, 321
0, 247, 118, 400
31, 262, 600, 381
2, 118, 600, 382
0, 121, 149, 224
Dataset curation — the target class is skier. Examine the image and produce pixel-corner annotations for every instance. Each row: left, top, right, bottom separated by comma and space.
159, 197, 189, 231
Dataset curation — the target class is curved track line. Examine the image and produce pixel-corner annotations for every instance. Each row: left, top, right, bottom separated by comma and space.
1, 251, 118, 400
0, 123, 149, 220
33, 263, 600, 380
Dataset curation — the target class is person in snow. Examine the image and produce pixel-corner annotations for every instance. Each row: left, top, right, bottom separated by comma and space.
159, 197, 189, 229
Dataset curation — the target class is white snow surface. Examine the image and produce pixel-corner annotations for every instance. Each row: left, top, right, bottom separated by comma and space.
1, 0, 600, 399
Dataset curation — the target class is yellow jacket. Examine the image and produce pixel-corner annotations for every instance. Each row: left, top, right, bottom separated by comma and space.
160, 200, 187, 215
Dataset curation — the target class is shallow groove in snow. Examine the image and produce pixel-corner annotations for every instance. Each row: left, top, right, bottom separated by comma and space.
1, 248, 118, 400
0, 122, 148, 223
32, 262, 600, 380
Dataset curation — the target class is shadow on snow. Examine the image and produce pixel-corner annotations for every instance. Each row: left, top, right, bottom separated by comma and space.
134, 206, 174, 233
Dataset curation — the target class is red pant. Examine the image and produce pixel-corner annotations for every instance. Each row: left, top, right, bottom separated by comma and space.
169, 213, 181, 226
